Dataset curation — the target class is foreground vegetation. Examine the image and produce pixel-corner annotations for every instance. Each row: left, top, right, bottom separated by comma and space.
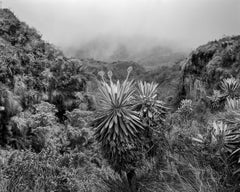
1, 8, 240, 192
1, 69, 240, 191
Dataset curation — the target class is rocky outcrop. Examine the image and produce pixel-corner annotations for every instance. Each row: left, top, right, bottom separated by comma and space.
180, 36, 240, 100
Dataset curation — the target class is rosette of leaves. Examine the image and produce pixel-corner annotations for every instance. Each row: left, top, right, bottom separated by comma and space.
220, 77, 240, 98
134, 81, 168, 160
193, 121, 231, 148
218, 98, 240, 178
93, 67, 144, 173
134, 81, 167, 126
225, 98, 240, 110
193, 118, 240, 180
218, 98, 240, 125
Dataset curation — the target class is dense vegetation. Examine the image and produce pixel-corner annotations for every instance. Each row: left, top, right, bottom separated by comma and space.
1, 8, 240, 192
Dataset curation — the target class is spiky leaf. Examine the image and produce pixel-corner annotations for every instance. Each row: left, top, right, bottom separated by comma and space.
134, 81, 168, 125
93, 69, 144, 172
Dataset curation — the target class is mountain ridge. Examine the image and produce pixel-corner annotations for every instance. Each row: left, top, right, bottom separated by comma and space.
177, 35, 240, 102
64, 35, 187, 70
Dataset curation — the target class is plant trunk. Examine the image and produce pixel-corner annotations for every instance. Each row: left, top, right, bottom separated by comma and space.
127, 169, 137, 192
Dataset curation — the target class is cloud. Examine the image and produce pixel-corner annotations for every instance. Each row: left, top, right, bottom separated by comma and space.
4, 0, 240, 49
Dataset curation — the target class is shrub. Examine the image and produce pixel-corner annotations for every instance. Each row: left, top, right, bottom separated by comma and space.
2, 148, 108, 192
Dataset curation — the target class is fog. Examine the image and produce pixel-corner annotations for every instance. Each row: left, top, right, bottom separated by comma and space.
4, 0, 240, 51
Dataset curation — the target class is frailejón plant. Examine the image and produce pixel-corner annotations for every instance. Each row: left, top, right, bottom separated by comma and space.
93, 67, 144, 173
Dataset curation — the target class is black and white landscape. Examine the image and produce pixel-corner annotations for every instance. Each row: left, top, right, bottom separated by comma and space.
0, 0, 240, 191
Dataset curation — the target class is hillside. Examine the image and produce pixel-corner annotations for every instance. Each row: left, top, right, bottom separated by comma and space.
0, 8, 94, 112
131, 46, 186, 70
2, 8, 240, 192
0, 9, 61, 90
179, 35, 240, 101
0, 8, 95, 147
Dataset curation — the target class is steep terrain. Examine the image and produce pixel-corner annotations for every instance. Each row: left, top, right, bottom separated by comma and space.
0, 9, 92, 111
1, 8, 240, 192
179, 36, 240, 101
0, 9, 95, 149
0, 8, 64, 90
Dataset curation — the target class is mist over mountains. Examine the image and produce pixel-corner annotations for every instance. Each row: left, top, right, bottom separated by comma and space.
64, 35, 187, 69
5, 0, 239, 70
1, 1, 240, 190
5, 0, 240, 60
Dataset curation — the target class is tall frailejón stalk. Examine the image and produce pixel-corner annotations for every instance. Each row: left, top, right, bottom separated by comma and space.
93, 67, 144, 192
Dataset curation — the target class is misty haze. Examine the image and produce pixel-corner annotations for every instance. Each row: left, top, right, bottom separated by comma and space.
0, 0, 240, 191
5, 0, 240, 65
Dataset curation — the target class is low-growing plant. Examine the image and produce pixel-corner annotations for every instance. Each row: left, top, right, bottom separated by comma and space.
220, 77, 240, 98
134, 81, 169, 163
135, 81, 168, 126
2, 148, 108, 192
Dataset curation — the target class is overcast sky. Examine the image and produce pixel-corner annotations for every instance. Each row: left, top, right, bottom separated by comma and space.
4, 0, 240, 50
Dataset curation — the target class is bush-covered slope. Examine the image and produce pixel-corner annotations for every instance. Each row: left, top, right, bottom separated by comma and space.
180, 36, 240, 100
0, 9, 55, 90
0, 9, 93, 113
2, 8, 240, 192
0, 9, 95, 149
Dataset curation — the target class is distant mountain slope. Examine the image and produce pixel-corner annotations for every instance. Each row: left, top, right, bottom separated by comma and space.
138, 35, 240, 104
65, 36, 187, 70
179, 35, 240, 100
133, 46, 186, 70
